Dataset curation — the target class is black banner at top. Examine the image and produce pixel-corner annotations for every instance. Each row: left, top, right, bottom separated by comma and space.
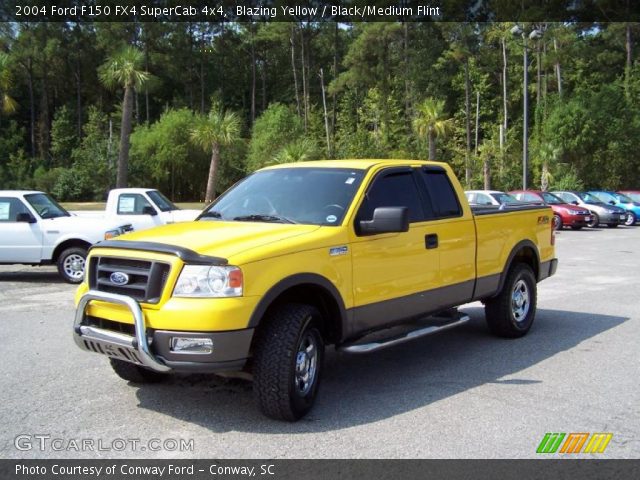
1, 0, 640, 23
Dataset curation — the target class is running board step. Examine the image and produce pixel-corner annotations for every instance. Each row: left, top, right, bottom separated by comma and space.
338, 312, 470, 354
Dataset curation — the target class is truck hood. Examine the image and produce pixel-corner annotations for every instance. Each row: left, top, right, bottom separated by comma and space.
108, 220, 321, 260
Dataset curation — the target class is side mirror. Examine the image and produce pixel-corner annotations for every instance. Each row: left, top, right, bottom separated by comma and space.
16, 212, 36, 223
608, 201, 616, 205
142, 205, 158, 216
571, 201, 579, 205
359, 207, 409, 236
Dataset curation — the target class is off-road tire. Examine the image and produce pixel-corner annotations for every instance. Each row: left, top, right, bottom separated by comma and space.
109, 358, 167, 383
253, 304, 324, 421
56, 246, 87, 284
485, 263, 537, 338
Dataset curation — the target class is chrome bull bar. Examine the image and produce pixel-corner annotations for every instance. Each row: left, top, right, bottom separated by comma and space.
73, 290, 171, 372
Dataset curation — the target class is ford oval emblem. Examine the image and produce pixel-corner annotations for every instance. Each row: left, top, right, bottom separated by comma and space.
110, 272, 130, 285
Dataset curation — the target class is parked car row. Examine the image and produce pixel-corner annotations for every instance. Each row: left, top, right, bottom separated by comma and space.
0, 188, 203, 283
465, 189, 640, 230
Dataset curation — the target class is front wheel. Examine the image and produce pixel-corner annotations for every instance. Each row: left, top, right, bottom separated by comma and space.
253, 304, 325, 421
57, 246, 87, 283
625, 212, 636, 226
485, 263, 537, 338
586, 213, 599, 228
110, 359, 168, 383
552, 214, 562, 231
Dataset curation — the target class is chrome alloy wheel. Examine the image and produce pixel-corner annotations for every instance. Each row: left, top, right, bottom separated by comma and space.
63, 253, 85, 281
511, 279, 530, 323
294, 330, 319, 396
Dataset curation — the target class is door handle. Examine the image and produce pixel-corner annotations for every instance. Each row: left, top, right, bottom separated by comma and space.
425, 233, 438, 249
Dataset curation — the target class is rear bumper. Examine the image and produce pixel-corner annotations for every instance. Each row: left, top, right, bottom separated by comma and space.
73, 290, 253, 373
538, 259, 558, 281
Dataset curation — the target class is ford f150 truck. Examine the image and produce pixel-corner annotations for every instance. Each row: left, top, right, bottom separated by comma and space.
72, 188, 201, 232
73, 160, 557, 421
0, 191, 131, 283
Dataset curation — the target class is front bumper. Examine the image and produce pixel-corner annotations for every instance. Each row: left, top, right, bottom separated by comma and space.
598, 211, 627, 224
73, 290, 253, 373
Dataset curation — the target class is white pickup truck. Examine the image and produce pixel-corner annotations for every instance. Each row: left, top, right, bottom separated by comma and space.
0, 191, 132, 283
72, 188, 202, 231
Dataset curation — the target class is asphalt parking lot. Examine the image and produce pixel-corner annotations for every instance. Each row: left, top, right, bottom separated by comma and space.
1, 226, 639, 459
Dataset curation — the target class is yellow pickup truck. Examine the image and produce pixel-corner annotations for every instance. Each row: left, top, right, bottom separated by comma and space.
73, 160, 557, 421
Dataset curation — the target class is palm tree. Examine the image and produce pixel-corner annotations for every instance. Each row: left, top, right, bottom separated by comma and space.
273, 138, 316, 164
191, 107, 241, 203
537, 143, 560, 191
413, 98, 452, 160
99, 47, 149, 188
0, 53, 17, 116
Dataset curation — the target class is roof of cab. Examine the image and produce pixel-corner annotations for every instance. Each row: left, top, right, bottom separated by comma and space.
260, 159, 442, 171
0, 190, 43, 196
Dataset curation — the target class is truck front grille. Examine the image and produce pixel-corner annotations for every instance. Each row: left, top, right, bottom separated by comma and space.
89, 256, 170, 303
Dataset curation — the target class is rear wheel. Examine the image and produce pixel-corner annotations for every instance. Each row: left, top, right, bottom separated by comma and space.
552, 214, 562, 231
110, 359, 168, 383
485, 263, 537, 338
624, 212, 636, 226
586, 213, 599, 228
253, 304, 324, 421
56, 246, 87, 284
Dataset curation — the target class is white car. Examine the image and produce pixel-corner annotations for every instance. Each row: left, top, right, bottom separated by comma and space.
72, 188, 202, 232
465, 190, 524, 207
0, 191, 131, 283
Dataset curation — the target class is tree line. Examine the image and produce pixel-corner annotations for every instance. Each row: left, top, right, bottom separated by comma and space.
0, 21, 638, 201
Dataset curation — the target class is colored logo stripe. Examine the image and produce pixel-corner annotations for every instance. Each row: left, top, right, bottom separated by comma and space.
584, 433, 613, 453
537, 433, 565, 453
560, 433, 589, 453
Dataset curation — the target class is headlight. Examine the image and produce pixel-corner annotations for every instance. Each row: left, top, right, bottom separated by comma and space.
104, 229, 121, 240
173, 265, 243, 298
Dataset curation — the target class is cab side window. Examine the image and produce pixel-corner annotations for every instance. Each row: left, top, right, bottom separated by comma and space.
357, 171, 425, 224
419, 168, 462, 218
0, 197, 31, 222
117, 194, 152, 215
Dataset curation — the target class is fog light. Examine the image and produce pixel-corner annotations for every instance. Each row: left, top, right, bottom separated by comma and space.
170, 337, 213, 354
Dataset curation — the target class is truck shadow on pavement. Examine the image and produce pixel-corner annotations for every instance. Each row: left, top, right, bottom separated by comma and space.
0, 270, 63, 283
134, 307, 626, 432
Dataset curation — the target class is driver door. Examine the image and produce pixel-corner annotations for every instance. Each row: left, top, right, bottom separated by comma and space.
349, 167, 440, 335
0, 197, 43, 263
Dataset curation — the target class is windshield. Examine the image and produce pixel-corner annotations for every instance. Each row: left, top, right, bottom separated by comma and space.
623, 192, 640, 202
146, 190, 178, 212
541, 192, 564, 205
491, 193, 520, 204
614, 193, 633, 203
24, 193, 70, 219
577, 192, 603, 203
199, 167, 365, 226
591, 192, 616, 203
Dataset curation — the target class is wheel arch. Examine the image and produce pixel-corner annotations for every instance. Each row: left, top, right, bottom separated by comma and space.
248, 273, 348, 345
495, 240, 540, 296
52, 238, 92, 262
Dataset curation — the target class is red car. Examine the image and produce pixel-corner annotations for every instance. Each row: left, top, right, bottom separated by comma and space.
510, 190, 592, 230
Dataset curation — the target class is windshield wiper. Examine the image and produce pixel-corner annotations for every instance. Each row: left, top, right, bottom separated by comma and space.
233, 214, 297, 224
199, 210, 223, 219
